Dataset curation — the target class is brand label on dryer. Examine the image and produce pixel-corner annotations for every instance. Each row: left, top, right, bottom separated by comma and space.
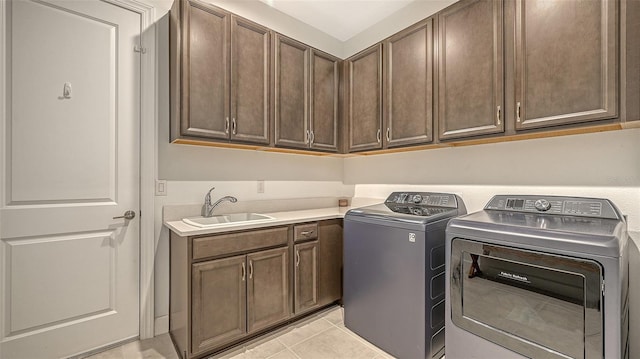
498, 271, 530, 283
408, 233, 416, 242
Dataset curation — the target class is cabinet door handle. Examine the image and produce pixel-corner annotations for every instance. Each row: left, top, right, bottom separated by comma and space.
248, 261, 253, 279
310, 131, 315, 144
241, 262, 246, 281
232, 118, 237, 135
496, 106, 501, 126
386, 128, 391, 142
296, 250, 300, 267
516, 102, 521, 122
224, 117, 230, 134
376, 129, 381, 143
305, 130, 310, 144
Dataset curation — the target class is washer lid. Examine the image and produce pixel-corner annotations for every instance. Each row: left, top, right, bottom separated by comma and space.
346, 203, 460, 225
346, 192, 466, 225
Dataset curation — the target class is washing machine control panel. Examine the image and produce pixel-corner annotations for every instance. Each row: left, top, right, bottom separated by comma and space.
485, 195, 621, 219
385, 192, 459, 208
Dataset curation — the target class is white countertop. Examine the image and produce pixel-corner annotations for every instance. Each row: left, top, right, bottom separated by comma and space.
165, 206, 352, 237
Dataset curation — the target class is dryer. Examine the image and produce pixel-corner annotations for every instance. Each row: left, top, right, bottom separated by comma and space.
445, 195, 629, 359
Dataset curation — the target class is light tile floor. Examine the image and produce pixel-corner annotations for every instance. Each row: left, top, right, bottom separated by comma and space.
84, 306, 400, 359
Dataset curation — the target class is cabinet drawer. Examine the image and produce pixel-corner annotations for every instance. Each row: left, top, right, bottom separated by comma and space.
193, 227, 288, 260
294, 223, 318, 242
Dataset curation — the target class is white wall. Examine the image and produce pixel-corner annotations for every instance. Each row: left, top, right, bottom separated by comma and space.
150, 0, 343, 57
342, 0, 457, 58
150, 0, 457, 59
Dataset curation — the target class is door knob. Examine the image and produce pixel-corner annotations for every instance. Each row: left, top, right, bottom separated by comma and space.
113, 210, 136, 220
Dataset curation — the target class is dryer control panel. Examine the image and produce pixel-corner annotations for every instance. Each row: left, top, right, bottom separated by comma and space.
484, 195, 622, 220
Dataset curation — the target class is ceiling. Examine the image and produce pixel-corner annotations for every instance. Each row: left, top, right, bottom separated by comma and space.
259, 0, 416, 41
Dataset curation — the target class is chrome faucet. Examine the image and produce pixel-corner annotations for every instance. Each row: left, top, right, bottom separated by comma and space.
202, 187, 238, 217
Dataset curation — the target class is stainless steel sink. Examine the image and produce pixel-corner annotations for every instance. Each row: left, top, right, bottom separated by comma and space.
182, 213, 275, 228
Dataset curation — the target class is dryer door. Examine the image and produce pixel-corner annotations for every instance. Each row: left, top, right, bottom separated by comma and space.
450, 238, 603, 359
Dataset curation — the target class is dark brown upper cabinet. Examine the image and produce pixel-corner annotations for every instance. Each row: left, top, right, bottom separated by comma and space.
514, 0, 617, 130
274, 35, 340, 152
384, 18, 434, 148
230, 16, 271, 144
346, 44, 384, 152
170, 0, 270, 145
438, 0, 505, 140
274, 35, 310, 149
310, 50, 341, 152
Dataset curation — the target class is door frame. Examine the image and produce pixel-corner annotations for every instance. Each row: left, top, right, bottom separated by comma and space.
0, 0, 158, 341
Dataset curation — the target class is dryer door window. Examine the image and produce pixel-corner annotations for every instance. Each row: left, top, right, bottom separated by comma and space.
450, 238, 603, 359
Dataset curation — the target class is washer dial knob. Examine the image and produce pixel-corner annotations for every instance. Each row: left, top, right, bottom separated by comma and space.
534, 199, 551, 211
412, 194, 423, 204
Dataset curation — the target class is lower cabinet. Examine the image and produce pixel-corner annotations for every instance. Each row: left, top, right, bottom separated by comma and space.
294, 240, 318, 313
317, 219, 343, 306
191, 247, 289, 355
246, 248, 290, 333
191, 256, 246, 354
170, 220, 342, 359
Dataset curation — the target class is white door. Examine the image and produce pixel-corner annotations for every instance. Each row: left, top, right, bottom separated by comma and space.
0, 0, 141, 357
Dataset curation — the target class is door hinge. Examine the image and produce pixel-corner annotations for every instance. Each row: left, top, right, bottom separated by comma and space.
134, 45, 147, 54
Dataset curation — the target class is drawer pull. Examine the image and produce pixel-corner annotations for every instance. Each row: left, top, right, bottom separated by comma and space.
301, 230, 314, 236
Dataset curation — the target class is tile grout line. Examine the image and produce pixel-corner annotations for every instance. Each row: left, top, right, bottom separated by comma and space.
326, 317, 391, 358
280, 324, 333, 349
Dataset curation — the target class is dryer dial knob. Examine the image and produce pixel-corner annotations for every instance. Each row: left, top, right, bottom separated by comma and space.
413, 194, 423, 204
534, 199, 551, 211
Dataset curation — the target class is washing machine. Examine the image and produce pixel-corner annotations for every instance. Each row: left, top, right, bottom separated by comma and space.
344, 192, 466, 359
445, 195, 629, 359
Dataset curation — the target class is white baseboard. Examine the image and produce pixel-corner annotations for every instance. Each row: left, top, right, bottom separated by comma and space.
154, 315, 169, 335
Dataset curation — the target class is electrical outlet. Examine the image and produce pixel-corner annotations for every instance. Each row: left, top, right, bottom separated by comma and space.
257, 180, 265, 193
155, 180, 167, 196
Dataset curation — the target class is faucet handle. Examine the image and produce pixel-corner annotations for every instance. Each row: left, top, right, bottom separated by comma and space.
205, 187, 216, 202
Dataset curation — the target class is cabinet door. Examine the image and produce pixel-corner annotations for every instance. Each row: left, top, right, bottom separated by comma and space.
438, 0, 504, 140
514, 0, 617, 129
385, 18, 434, 148
294, 241, 319, 313
274, 34, 310, 149
347, 44, 383, 152
191, 255, 246, 355
247, 247, 290, 333
317, 220, 343, 307
181, 0, 230, 140
231, 16, 270, 144
310, 50, 340, 152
